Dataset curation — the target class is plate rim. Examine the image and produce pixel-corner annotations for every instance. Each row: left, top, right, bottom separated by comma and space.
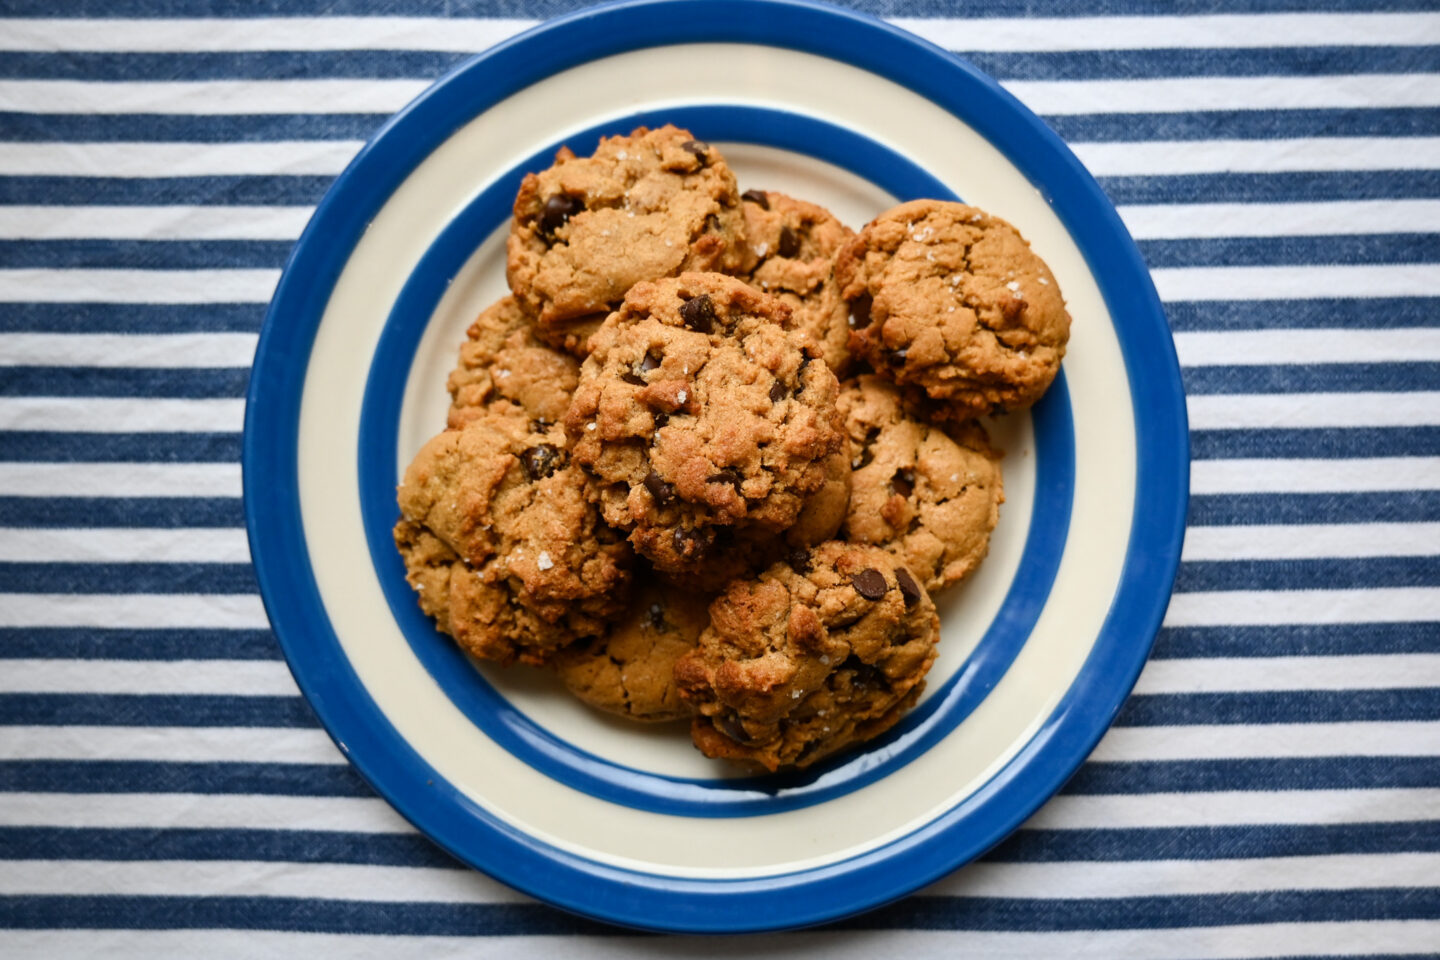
243, 0, 1189, 933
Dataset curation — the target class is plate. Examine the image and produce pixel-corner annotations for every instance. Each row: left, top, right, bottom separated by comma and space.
244, 0, 1188, 933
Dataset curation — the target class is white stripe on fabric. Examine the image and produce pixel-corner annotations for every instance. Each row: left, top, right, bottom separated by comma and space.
0, 659, 298, 695
1153, 265, 1440, 302
1073, 137, 1440, 176
0, 726, 343, 764
1164, 589, 1440, 627
0, 79, 428, 115
1132, 655, 1440, 695
0, 793, 411, 831
1031, 789, 1440, 829
1091, 722, 1440, 761
0, 269, 279, 304
1190, 458, 1440, 495
1173, 329, 1440, 367
1182, 523, 1440, 560
0, 141, 360, 177
0, 860, 523, 904
0, 594, 268, 629
1186, 392, 1440, 430
1008, 74, 1440, 116
0, 333, 259, 369
0, 397, 246, 433
0, 528, 251, 563
1119, 200, 1440, 240
0, 206, 313, 241
0, 463, 241, 498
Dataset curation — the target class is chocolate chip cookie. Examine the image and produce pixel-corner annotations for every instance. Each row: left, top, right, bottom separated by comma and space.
737, 190, 855, 373
838, 375, 1003, 593
552, 576, 712, 722
395, 412, 631, 664
674, 541, 938, 771
564, 272, 844, 583
508, 125, 748, 354
446, 294, 580, 428
838, 200, 1070, 417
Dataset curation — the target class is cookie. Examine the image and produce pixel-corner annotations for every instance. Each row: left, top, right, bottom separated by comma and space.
838, 375, 1003, 592
446, 294, 580, 428
737, 190, 855, 373
395, 412, 631, 664
674, 541, 938, 771
564, 272, 844, 583
507, 125, 748, 354
552, 576, 712, 722
837, 199, 1070, 417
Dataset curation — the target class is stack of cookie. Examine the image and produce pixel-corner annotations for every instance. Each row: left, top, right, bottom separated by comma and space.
394, 124, 1071, 771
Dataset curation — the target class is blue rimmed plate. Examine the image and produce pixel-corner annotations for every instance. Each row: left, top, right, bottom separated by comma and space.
244, 0, 1187, 934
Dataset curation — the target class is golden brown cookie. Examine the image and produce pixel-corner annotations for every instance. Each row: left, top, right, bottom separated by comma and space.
552, 576, 712, 722
838, 375, 1002, 592
837, 199, 1070, 417
736, 190, 855, 373
674, 541, 938, 771
395, 412, 632, 665
446, 295, 580, 428
507, 125, 748, 354
564, 272, 844, 583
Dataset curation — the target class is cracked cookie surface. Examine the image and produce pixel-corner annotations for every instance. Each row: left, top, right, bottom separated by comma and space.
838, 375, 1003, 593
673, 541, 938, 771
552, 576, 712, 722
507, 125, 747, 353
395, 411, 631, 664
446, 294, 580, 428
564, 272, 844, 583
737, 190, 855, 373
838, 199, 1069, 417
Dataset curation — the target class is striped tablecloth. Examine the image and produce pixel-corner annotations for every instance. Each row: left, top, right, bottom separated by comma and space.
2, 1, 1437, 955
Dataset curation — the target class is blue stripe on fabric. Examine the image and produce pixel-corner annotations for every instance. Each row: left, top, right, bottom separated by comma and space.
0, 112, 383, 142
1062, 757, 1440, 793
1099, 171, 1440, 205
1137, 233, 1440, 269
0, 433, 242, 462
1174, 557, 1440, 593
0, 628, 280, 660
3, 47, 1436, 83
0, 368, 249, 399
1152, 623, 1440, 658
0, 498, 244, 528
0, 176, 334, 207
1183, 364, 1440, 395
1192, 427, 1440, 459
0, 239, 292, 270
1166, 299, 1440, 332
1189, 491, 1440, 526
0, 761, 365, 796
1116, 690, 1440, 726
0, 827, 453, 867
0, 694, 317, 727
0, 562, 257, 594
987, 822, 1440, 862
1049, 108, 1440, 142
0, 304, 265, 334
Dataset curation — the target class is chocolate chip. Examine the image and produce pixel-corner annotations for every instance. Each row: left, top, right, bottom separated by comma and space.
848, 661, 884, 691
672, 525, 714, 560
539, 194, 582, 237
741, 189, 770, 210
788, 548, 812, 574
716, 715, 753, 744
681, 140, 710, 164
707, 468, 744, 493
640, 350, 662, 373
895, 568, 923, 607
652, 412, 669, 429
621, 371, 645, 385
769, 380, 786, 403
849, 293, 873, 329
891, 469, 915, 498
704, 213, 721, 233
851, 568, 888, 600
520, 444, 563, 480
643, 470, 675, 506
647, 603, 668, 631
777, 224, 800, 258
679, 294, 716, 333
528, 418, 551, 432
794, 357, 811, 394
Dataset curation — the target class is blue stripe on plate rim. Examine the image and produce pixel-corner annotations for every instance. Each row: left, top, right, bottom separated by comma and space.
243, 0, 1188, 933
355, 105, 1078, 817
